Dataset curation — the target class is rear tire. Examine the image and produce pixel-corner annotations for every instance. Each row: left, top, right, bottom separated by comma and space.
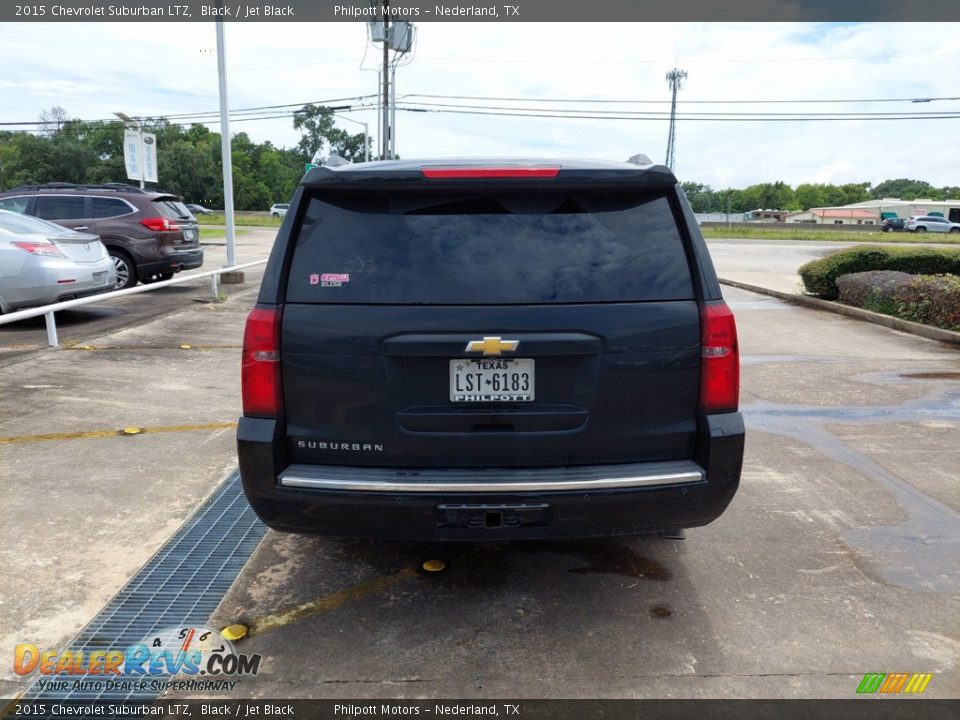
950, 228, 960, 234
915, 226, 927, 233
110, 250, 138, 290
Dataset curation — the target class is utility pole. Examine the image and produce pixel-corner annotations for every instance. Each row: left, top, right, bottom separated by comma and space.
664, 68, 687, 171
381, 1, 390, 159
368, 6, 413, 159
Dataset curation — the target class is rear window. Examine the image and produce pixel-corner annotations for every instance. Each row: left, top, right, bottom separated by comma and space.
92, 197, 133, 219
286, 190, 694, 305
153, 198, 193, 220
0, 196, 30, 214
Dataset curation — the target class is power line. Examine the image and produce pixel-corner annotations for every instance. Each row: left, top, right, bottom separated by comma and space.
396, 100, 960, 117
410, 51, 960, 65
0, 96, 378, 127
7, 90, 959, 127
394, 106, 960, 122
400, 93, 960, 105
7, 101, 960, 131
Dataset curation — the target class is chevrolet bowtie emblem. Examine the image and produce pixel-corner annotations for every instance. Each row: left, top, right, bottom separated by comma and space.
465, 336, 520, 357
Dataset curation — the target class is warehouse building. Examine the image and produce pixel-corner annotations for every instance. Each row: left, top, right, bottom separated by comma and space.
788, 198, 960, 225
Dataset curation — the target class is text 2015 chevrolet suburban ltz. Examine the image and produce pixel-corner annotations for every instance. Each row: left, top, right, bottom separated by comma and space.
237, 158, 744, 540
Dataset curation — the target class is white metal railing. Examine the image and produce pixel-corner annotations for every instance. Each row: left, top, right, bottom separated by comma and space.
0, 260, 266, 348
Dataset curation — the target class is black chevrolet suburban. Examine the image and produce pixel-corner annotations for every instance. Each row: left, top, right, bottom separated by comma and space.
237, 157, 744, 540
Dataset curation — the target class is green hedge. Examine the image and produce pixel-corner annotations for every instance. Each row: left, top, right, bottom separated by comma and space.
836, 270, 960, 331
896, 275, 960, 330
799, 245, 960, 299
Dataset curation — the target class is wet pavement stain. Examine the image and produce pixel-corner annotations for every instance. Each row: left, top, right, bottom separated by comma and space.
649, 605, 673, 619
743, 387, 960, 594
900, 372, 960, 381
740, 354, 849, 366
522, 541, 672, 581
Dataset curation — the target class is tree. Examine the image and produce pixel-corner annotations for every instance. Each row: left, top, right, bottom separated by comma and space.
292, 104, 369, 164
869, 179, 936, 200
681, 182, 723, 212
794, 184, 827, 211
39, 106, 71, 135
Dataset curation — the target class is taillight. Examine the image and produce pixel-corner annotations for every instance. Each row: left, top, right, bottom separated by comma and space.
141, 217, 180, 232
421, 166, 560, 179
699, 301, 739, 413
12, 241, 65, 257
242, 306, 282, 418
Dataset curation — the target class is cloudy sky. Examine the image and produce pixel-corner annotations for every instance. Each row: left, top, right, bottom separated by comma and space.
1, 21, 959, 188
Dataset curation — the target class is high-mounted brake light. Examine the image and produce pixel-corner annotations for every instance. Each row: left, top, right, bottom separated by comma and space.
699, 301, 739, 414
140, 217, 180, 232
12, 241, 65, 257
421, 166, 560, 179
242, 306, 283, 418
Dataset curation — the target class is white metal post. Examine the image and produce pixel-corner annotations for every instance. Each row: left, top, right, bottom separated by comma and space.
137, 122, 145, 189
216, 20, 237, 269
44, 311, 58, 348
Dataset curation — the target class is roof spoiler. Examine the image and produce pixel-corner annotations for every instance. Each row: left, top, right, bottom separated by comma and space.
323, 154, 351, 168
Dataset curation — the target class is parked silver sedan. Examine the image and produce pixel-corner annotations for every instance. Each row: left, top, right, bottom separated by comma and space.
0, 210, 116, 313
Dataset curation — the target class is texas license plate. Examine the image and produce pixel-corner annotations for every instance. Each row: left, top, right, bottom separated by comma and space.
450, 359, 535, 402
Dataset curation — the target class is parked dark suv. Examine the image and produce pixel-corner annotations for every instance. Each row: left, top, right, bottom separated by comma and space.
0, 183, 203, 289
237, 158, 744, 540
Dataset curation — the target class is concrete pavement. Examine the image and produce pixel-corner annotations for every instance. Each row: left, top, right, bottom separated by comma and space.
0, 229, 273, 698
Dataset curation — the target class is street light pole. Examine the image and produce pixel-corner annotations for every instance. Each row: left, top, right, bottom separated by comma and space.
216, 19, 237, 270
331, 113, 370, 162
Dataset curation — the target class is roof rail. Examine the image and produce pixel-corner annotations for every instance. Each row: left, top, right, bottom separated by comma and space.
5, 182, 153, 194
7, 182, 79, 192
626, 154, 653, 166
100, 182, 149, 193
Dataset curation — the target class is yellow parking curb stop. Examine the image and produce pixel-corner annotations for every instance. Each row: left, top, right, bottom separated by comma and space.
220, 624, 248, 641
422, 559, 446, 573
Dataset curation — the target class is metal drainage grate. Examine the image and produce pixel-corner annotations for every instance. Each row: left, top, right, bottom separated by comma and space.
20, 470, 266, 702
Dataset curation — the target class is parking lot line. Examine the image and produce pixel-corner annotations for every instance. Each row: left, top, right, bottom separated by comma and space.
63, 343, 242, 351
0, 421, 237, 445
248, 568, 419, 637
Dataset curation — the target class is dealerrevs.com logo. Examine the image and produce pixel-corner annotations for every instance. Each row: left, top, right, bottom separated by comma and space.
856, 672, 933, 695
14, 626, 261, 692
